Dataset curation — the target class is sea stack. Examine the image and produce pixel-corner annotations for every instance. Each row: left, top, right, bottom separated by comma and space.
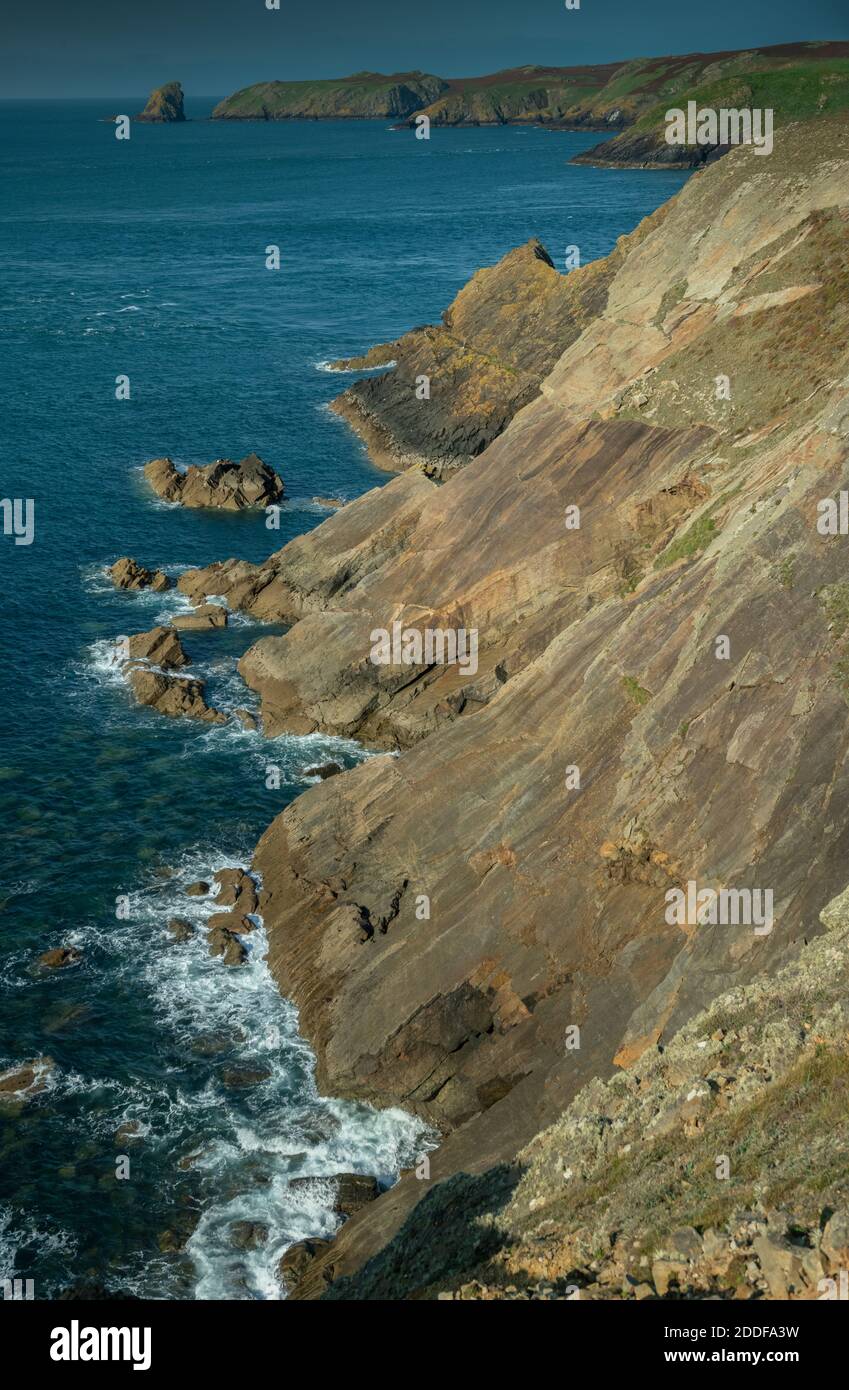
136, 81, 186, 123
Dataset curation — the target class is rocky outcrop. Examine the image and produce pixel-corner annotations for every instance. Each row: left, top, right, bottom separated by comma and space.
109, 556, 171, 592
144, 453, 283, 509
136, 81, 185, 123
330, 234, 654, 478
227, 115, 849, 1293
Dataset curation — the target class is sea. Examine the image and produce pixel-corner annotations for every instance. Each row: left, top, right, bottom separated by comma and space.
0, 95, 688, 1299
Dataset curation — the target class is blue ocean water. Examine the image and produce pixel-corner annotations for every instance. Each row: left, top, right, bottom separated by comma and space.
0, 98, 688, 1299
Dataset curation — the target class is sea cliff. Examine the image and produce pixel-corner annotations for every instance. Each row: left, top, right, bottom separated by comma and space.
179, 111, 849, 1296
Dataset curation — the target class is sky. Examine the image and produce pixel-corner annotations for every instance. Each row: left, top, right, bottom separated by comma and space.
2, 0, 848, 99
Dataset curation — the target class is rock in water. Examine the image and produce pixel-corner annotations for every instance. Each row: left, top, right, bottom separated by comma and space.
109, 556, 171, 592
136, 81, 186, 123
143, 453, 283, 510
0, 1057, 54, 1102
171, 603, 228, 631
124, 625, 187, 670
126, 667, 226, 724
166, 918, 195, 943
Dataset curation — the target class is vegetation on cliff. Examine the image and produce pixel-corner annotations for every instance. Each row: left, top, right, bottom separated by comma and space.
212, 43, 849, 171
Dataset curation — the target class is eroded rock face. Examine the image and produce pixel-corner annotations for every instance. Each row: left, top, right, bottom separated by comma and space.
136, 82, 186, 123
144, 453, 283, 509
109, 557, 171, 592
230, 116, 849, 1290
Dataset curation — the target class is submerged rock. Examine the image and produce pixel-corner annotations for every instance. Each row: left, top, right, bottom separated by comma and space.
166, 917, 195, 943
143, 453, 283, 510
0, 1056, 54, 1102
37, 946, 82, 970
229, 1220, 269, 1251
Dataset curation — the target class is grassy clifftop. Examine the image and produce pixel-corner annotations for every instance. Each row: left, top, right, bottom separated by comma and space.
211, 42, 849, 151
573, 44, 849, 165
211, 71, 446, 120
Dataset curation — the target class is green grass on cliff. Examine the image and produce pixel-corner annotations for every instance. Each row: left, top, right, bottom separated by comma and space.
633, 59, 849, 133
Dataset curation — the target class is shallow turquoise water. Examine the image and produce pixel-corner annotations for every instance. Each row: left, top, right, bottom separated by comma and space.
0, 98, 688, 1298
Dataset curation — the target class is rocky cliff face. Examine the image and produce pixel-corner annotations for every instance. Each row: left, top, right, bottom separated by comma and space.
136, 81, 185, 122
211, 44, 849, 145
315, 884, 849, 1299
182, 113, 849, 1294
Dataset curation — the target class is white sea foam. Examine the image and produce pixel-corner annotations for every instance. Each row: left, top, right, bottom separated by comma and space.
315, 358, 396, 373
84, 851, 437, 1299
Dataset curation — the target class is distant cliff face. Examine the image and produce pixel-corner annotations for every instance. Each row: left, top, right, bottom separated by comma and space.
177, 112, 849, 1291
211, 72, 447, 120
136, 81, 185, 122
210, 43, 849, 153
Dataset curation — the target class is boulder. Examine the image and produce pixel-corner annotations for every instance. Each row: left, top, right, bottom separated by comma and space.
109, 556, 171, 592
143, 453, 283, 510
172, 604, 228, 631
212, 868, 258, 913
185, 881, 210, 897
124, 625, 187, 669
278, 1239, 332, 1295
207, 911, 254, 935
303, 761, 343, 780
126, 667, 226, 724
207, 927, 248, 966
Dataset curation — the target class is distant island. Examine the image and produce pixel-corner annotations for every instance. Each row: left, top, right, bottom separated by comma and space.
208, 41, 849, 166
